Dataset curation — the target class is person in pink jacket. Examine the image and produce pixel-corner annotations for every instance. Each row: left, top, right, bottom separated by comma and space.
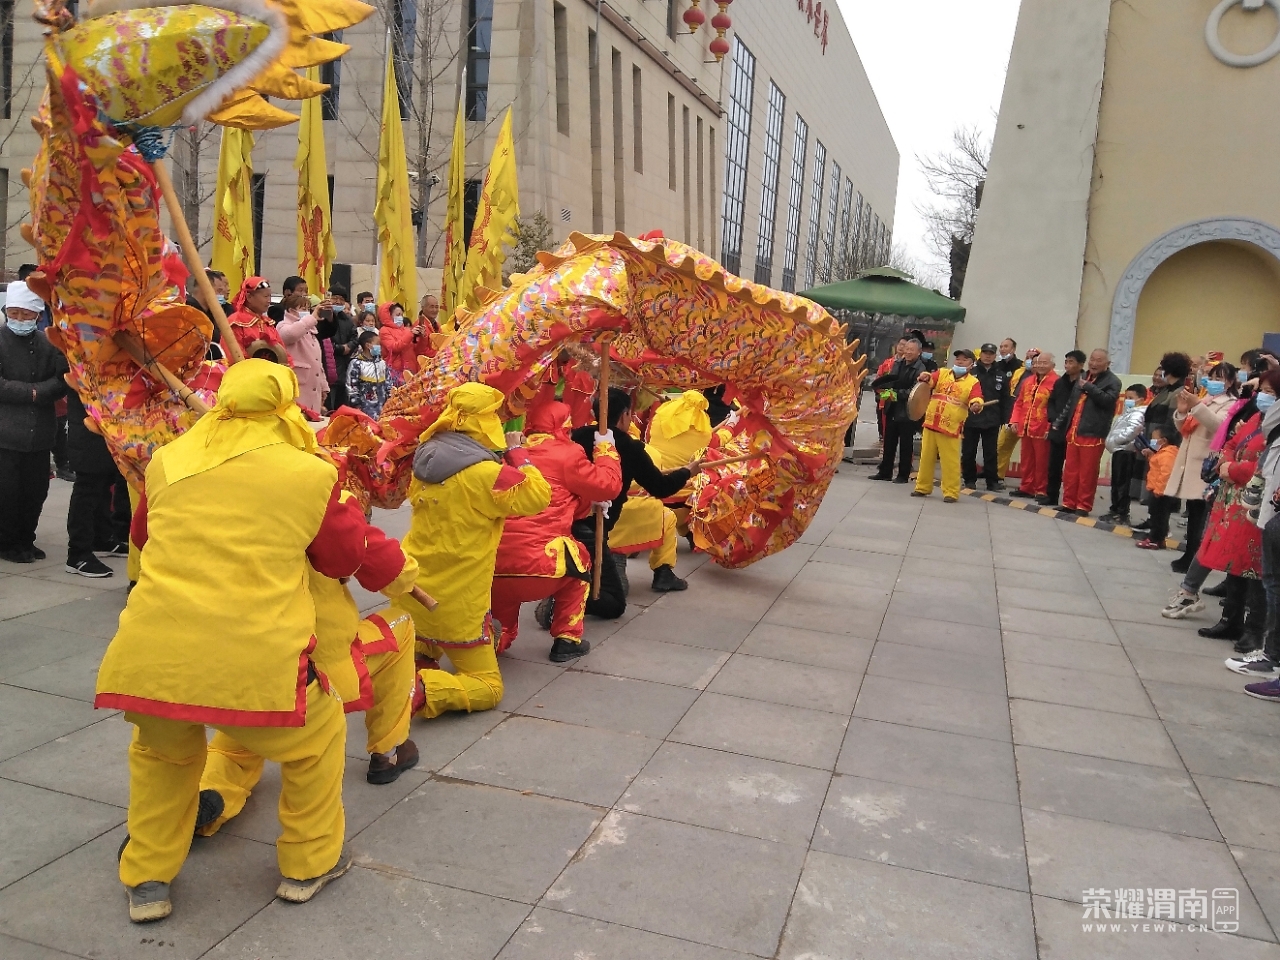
276, 276, 328, 416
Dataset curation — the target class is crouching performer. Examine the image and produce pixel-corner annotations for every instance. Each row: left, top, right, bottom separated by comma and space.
491, 400, 622, 662
94, 361, 367, 923
395, 384, 551, 717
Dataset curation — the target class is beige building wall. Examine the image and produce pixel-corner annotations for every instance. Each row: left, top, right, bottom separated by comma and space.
958, 0, 1112, 363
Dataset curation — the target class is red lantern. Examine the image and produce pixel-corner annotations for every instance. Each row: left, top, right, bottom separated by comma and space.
709, 36, 730, 60
711, 0, 732, 57
711, 12, 731, 31
682, 0, 704, 32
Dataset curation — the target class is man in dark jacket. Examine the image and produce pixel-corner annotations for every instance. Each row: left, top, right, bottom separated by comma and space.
1039, 350, 1085, 507
0, 281, 69, 563
316, 287, 357, 411
1056, 348, 1123, 515
870, 334, 927, 482
961, 343, 1011, 491
64, 391, 130, 577
571, 387, 701, 616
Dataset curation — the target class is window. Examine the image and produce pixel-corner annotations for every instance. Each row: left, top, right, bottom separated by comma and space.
251, 173, 266, 276
464, 178, 482, 246
632, 66, 643, 173
709, 126, 717, 251
682, 105, 691, 243
753, 81, 785, 286
588, 30, 603, 231
820, 160, 841, 283
667, 94, 676, 190
392, 0, 416, 120
667, 0, 678, 39
320, 31, 342, 120
802, 141, 826, 289
612, 49, 625, 231
696, 116, 704, 246
836, 178, 853, 280
779, 115, 808, 292
466, 0, 493, 121
0, 1, 12, 121
553, 4, 569, 134
719, 37, 755, 276
848, 193, 864, 273
860, 206, 876, 266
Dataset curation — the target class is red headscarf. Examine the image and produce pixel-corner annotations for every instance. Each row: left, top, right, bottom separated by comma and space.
232, 276, 270, 316
525, 400, 573, 442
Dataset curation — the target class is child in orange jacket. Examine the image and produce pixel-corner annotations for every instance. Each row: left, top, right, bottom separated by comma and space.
1137, 426, 1181, 549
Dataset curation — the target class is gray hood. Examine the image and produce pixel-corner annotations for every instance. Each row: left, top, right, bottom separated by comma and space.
413, 431, 503, 484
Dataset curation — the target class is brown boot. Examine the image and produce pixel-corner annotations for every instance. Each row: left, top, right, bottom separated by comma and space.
366, 739, 420, 785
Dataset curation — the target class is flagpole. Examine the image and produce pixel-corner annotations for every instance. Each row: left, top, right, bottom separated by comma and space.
374, 25, 391, 298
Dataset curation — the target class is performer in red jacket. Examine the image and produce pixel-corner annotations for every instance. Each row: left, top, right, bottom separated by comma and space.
491, 400, 622, 662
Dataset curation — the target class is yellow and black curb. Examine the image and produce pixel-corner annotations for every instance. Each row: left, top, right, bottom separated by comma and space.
959, 487, 1186, 552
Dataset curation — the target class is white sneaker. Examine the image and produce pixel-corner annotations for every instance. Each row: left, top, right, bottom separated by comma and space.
1161, 591, 1204, 619
1226, 650, 1268, 674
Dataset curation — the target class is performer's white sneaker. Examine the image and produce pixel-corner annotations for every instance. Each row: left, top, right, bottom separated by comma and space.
276, 850, 353, 903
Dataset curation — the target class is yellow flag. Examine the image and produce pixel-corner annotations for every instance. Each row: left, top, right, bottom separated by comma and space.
374, 56, 417, 312
458, 108, 519, 312
211, 126, 256, 291
295, 65, 335, 293
440, 94, 467, 321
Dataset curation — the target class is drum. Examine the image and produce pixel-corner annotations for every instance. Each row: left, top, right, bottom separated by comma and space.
907, 382, 931, 421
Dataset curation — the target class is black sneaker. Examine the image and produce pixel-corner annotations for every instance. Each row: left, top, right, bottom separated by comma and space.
612, 550, 630, 597
549, 637, 591, 663
988, 480, 1006, 492
30, 546, 46, 561
534, 597, 554, 631
868, 473, 893, 481
194, 789, 224, 834
1010, 490, 1035, 498
651, 564, 688, 592
95, 542, 129, 557
66, 557, 113, 578
0, 548, 35, 564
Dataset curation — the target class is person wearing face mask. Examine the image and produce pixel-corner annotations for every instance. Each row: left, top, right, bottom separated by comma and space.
1164, 359, 1239, 571
346, 330, 392, 419
994, 339, 1027, 484
920, 338, 938, 372
317, 287, 357, 411
276, 277, 328, 417
0, 280, 69, 564
911, 349, 985, 502
869, 332, 928, 483
1040, 350, 1086, 507
1135, 426, 1182, 549
961, 343, 1012, 492
1008, 351, 1058, 499
376, 302, 417, 376
1100, 385, 1150, 525
1053, 348, 1122, 516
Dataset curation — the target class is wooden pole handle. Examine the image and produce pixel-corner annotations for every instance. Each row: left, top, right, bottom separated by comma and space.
410, 585, 439, 611
702, 452, 768, 468
113, 331, 211, 415
152, 158, 245, 364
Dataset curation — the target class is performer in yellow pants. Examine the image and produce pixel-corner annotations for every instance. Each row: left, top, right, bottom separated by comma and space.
610, 495, 679, 571
996, 426, 1019, 482
415, 629, 505, 718
914, 430, 963, 500
911, 351, 985, 502
121, 682, 346, 889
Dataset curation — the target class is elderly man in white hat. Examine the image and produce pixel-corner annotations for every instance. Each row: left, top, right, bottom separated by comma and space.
0, 279, 68, 563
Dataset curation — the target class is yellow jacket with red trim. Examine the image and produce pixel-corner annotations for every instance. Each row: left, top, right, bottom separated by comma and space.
923, 369, 984, 438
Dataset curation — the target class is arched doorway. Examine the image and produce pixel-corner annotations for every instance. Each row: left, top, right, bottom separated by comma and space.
1108, 218, 1280, 372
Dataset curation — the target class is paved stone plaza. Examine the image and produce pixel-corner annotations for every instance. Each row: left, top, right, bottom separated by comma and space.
1, 470, 1279, 959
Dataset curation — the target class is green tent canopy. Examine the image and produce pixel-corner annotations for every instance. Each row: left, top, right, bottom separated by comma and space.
800, 267, 966, 322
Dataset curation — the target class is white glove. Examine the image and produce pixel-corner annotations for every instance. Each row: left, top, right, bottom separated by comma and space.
592, 501, 612, 513
594, 430, 615, 445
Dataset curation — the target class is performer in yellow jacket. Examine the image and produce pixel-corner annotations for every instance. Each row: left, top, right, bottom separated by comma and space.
95, 361, 370, 922
394, 383, 552, 718
195, 518, 423, 846
912, 349, 985, 502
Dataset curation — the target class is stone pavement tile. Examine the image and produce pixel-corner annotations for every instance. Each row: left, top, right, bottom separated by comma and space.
0, 619, 102, 680
1000, 606, 1120, 644
1196, 776, 1280, 854
777, 851, 1037, 960
992, 540, 1073, 562
1022, 810, 1273, 941
705, 653, 860, 714
653, 583, 779, 622
619, 741, 829, 846
3, 650, 103, 703
442, 716, 659, 806
0, 933, 85, 960
1126, 645, 1251, 693
0, 715, 131, 807
854, 674, 1012, 742
1084, 560, 1182, 589
778, 579, 892, 614
670, 691, 848, 769
810, 543, 906, 573
837, 717, 1018, 804
16, 558, 130, 593
1031, 894, 1280, 959
904, 543, 993, 568
498, 908, 752, 960
205, 864, 531, 960
13, 592, 126, 640
1114, 620, 1226, 656
493, 655, 563, 710
1089, 574, 1183, 602
580, 635, 729, 689
1166, 721, 1280, 789
793, 557, 900, 592
877, 612, 1004, 658
1010, 700, 1183, 769
898, 554, 996, 584
1144, 681, 1280, 736
0, 577, 103, 622
344, 699, 502, 766
1101, 593, 1208, 628
1002, 631, 1137, 677
738, 622, 874, 674
994, 554, 1082, 577
613, 606, 757, 652
545, 810, 806, 956
867, 640, 1008, 695
1233, 846, 1280, 938
0, 778, 123, 889
761, 598, 883, 639
1015, 745, 1219, 840
822, 532, 910, 557
813, 774, 1028, 890
999, 585, 1107, 619
995, 568, 1094, 596
897, 573, 998, 604
0, 826, 278, 960
358, 779, 600, 903
0, 686, 102, 763
886, 591, 999, 630
1005, 661, 1156, 717
516, 671, 698, 739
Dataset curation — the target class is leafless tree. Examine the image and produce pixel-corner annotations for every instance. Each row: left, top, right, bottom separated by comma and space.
503, 211, 557, 283
916, 125, 990, 299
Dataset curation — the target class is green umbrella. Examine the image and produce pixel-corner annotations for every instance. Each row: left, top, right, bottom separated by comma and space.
800, 267, 966, 322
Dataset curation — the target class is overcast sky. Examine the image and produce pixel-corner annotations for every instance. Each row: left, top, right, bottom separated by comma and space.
837, 0, 1022, 278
